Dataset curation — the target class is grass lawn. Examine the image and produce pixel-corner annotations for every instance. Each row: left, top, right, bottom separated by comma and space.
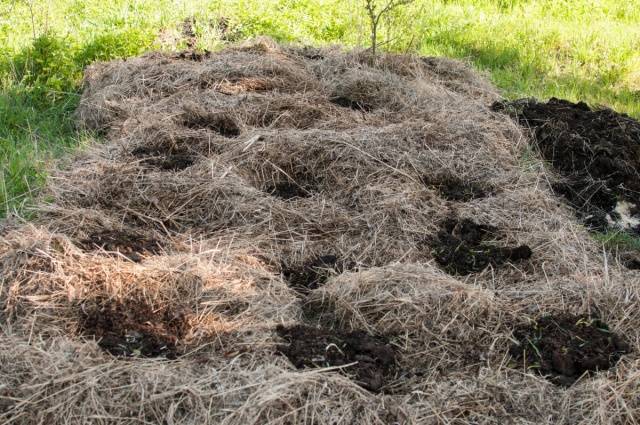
1, 0, 639, 217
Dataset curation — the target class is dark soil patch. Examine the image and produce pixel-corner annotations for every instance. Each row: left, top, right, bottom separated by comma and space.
276, 325, 396, 392
432, 218, 532, 275
265, 180, 316, 200
77, 229, 162, 262
493, 98, 640, 232
329, 96, 372, 112
131, 145, 195, 171
78, 298, 189, 359
510, 314, 630, 386
281, 255, 343, 293
423, 175, 490, 202
183, 111, 240, 137
177, 50, 211, 62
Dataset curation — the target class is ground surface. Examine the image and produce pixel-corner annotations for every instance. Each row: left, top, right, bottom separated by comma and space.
1, 41, 639, 424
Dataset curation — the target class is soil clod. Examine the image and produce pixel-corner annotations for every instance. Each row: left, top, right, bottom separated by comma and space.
432, 218, 532, 275
329, 96, 372, 112
493, 98, 640, 233
510, 314, 630, 386
265, 181, 315, 200
131, 145, 195, 171
183, 110, 240, 137
276, 325, 396, 392
282, 255, 340, 292
423, 175, 490, 202
77, 229, 162, 262
78, 298, 189, 359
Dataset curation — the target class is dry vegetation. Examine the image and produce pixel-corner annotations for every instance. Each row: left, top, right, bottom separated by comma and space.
1, 39, 640, 424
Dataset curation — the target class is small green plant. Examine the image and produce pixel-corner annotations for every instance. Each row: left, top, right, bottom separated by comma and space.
363, 0, 414, 60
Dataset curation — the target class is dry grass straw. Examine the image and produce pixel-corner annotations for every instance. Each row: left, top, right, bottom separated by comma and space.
1, 38, 639, 423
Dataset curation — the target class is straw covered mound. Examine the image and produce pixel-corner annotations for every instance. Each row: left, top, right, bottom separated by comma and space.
2, 39, 640, 424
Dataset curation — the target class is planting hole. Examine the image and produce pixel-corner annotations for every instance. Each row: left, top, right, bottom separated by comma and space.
78, 298, 189, 359
77, 229, 162, 262
276, 325, 396, 392
131, 145, 195, 171
281, 255, 341, 293
432, 218, 532, 275
510, 314, 630, 386
329, 96, 372, 112
423, 175, 490, 202
183, 111, 240, 137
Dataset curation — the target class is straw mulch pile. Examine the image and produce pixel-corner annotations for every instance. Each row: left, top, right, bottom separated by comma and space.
1, 39, 639, 424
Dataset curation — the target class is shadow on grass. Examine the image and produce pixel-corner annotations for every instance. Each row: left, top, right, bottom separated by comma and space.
422, 30, 640, 118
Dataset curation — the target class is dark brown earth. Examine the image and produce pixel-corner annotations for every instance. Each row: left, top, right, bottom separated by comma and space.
131, 145, 195, 171
493, 98, 640, 232
77, 229, 162, 262
510, 314, 630, 386
329, 96, 372, 112
78, 297, 189, 358
182, 110, 240, 136
265, 181, 314, 200
281, 255, 341, 292
432, 218, 532, 275
423, 175, 490, 202
276, 325, 396, 392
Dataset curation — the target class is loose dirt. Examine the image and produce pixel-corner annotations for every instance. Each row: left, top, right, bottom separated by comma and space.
265, 181, 314, 200
493, 98, 640, 232
510, 314, 630, 386
432, 218, 532, 275
329, 96, 372, 112
276, 325, 396, 392
78, 297, 189, 359
77, 229, 162, 262
182, 110, 240, 136
131, 145, 195, 171
281, 255, 340, 292
423, 175, 490, 202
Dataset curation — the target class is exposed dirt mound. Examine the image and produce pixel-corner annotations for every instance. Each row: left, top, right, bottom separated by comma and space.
77, 229, 162, 261
281, 255, 341, 292
265, 181, 314, 200
182, 108, 241, 136
78, 297, 189, 358
131, 145, 195, 171
423, 175, 490, 201
493, 98, 640, 232
276, 325, 396, 392
432, 218, 532, 275
510, 314, 630, 386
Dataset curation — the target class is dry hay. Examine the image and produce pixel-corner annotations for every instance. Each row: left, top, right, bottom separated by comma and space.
1, 38, 639, 424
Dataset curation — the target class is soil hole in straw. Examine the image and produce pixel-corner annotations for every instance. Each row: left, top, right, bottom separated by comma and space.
329, 96, 373, 112
131, 145, 195, 171
432, 218, 532, 275
77, 229, 163, 262
183, 111, 241, 137
276, 325, 396, 392
265, 181, 315, 200
78, 298, 189, 359
493, 98, 640, 233
177, 50, 211, 62
423, 175, 490, 202
510, 314, 630, 386
282, 255, 346, 293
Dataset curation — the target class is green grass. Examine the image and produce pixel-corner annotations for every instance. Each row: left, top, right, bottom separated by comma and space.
594, 231, 640, 253
1, 0, 639, 217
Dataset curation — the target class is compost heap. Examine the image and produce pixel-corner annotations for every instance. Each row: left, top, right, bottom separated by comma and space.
493, 97, 640, 234
2, 39, 639, 424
